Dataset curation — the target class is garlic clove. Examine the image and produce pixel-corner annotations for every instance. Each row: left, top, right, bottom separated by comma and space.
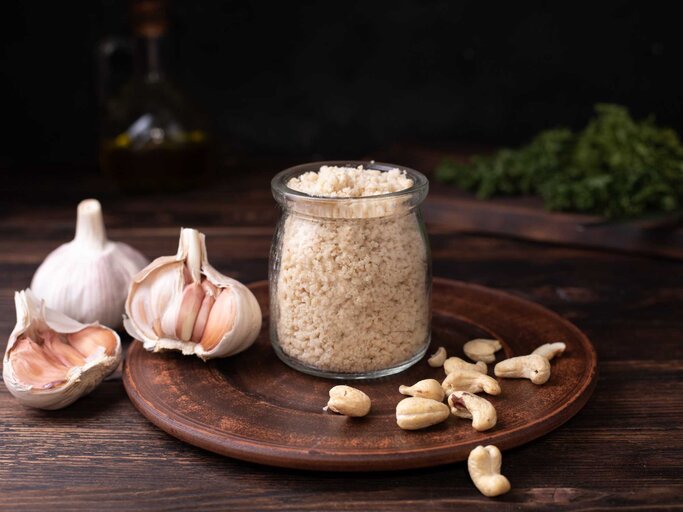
176, 283, 206, 341
10, 337, 71, 389
190, 283, 217, 342
30, 199, 148, 328
130, 261, 186, 341
160, 295, 183, 340
199, 265, 263, 357
124, 228, 262, 360
67, 326, 118, 362
3, 290, 121, 410
199, 289, 236, 351
42, 330, 86, 367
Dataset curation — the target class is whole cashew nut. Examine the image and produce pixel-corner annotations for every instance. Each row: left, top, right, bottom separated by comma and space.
532, 342, 566, 361
444, 357, 487, 375
463, 339, 502, 363
323, 385, 371, 417
396, 397, 450, 430
468, 445, 511, 497
399, 379, 445, 401
442, 369, 501, 396
494, 354, 551, 385
427, 346, 447, 367
448, 391, 497, 431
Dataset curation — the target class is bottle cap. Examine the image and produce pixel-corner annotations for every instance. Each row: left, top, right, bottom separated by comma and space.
131, 0, 168, 38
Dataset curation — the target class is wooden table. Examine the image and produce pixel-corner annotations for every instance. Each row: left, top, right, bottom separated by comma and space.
1, 157, 682, 511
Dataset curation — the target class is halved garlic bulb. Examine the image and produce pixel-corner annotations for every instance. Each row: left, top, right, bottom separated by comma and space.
124, 228, 262, 360
3, 289, 121, 410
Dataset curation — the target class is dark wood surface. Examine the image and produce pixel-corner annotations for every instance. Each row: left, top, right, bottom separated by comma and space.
1, 153, 682, 510
123, 279, 597, 471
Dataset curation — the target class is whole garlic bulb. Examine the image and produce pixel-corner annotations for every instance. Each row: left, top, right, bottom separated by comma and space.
31, 199, 148, 328
3, 289, 122, 410
124, 228, 262, 360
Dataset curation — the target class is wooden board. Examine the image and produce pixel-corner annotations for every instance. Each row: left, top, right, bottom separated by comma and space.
123, 277, 597, 472
371, 144, 683, 260
424, 189, 683, 260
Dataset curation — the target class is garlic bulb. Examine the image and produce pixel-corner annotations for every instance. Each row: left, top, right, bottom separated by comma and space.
31, 199, 148, 328
3, 289, 122, 410
124, 228, 262, 360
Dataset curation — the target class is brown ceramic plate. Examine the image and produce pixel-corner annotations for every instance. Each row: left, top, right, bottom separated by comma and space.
123, 278, 597, 471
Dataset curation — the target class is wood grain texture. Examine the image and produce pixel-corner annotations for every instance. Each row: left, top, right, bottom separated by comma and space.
123, 279, 597, 471
378, 143, 683, 260
1, 151, 682, 510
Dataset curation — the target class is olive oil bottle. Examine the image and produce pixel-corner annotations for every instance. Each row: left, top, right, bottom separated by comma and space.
99, 0, 210, 193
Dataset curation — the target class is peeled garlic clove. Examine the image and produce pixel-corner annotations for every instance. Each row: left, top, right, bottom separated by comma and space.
124, 228, 262, 360
3, 290, 121, 410
30, 199, 148, 327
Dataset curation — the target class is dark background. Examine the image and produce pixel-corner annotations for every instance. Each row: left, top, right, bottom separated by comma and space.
0, 0, 681, 168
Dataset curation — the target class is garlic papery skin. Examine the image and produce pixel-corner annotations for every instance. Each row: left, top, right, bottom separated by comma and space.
30, 199, 148, 328
124, 228, 262, 360
3, 289, 122, 410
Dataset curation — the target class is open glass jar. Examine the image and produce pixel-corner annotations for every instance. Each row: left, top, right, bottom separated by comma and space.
269, 161, 431, 379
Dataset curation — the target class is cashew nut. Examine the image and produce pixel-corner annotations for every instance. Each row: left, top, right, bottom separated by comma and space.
463, 339, 502, 363
323, 385, 371, 417
399, 379, 445, 401
468, 445, 511, 497
396, 397, 450, 430
444, 356, 487, 375
442, 369, 501, 396
427, 346, 447, 367
532, 342, 566, 361
494, 354, 551, 385
448, 391, 497, 431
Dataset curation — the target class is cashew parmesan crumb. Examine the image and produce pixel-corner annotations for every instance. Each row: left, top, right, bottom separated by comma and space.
287, 165, 414, 197
274, 165, 429, 374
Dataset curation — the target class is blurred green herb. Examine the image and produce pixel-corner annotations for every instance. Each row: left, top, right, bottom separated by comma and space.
435, 104, 683, 218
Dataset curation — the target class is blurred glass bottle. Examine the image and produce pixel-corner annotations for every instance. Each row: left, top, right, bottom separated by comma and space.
98, 0, 211, 193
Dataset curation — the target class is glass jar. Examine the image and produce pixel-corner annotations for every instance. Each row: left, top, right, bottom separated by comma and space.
269, 161, 431, 379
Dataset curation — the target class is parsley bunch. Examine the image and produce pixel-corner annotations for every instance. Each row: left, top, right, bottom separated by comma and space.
436, 104, 683, 218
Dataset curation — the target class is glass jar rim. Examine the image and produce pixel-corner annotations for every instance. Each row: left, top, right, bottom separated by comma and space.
271, 160, 429, 205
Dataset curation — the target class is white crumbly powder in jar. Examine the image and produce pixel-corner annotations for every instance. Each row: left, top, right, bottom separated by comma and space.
275, 165, 429, 374
287, 165, 414, 198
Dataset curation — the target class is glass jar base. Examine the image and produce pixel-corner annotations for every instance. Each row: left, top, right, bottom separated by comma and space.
270, 337, 430, 380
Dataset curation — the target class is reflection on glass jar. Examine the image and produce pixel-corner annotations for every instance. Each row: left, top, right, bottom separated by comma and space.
269, 162, 431, 379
